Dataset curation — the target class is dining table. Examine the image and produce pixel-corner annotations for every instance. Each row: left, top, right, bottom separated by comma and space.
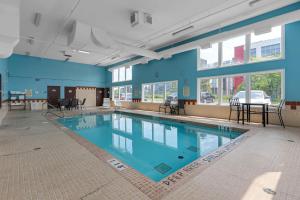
241, 103, 269, 127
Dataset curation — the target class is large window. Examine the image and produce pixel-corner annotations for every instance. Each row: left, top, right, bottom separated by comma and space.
142, 81, 178, 103
112, 85, 132, 101
198, 70, 283, 105
197, 26, 283, 70
112, 66, 132, 82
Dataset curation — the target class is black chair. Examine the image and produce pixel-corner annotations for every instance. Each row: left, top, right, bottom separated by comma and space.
79, 98, 86, 110
172, 100, 186, 115
71, 99, 79, 110
159, 97, 172, 114
267, 99, 285, 128
65, 99, 72, 110
229, 97, 241, 122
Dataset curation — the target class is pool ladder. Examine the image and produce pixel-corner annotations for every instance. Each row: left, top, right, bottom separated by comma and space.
42, 102, 65, 118
218, 125, 232, 132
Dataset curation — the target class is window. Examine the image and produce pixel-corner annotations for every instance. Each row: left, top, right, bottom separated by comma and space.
119, 67, 125, 82
197, 26, 283, 70
142, 84, 153, 102
113, 68, 119, 82
250, 71, 282, 105
199, 78, 219, 105
198, 70, 283, 105
261, 44, 280, 57
250, 26, 282, 62
126, 66, 132, 81
222, 35, 246, 66
198, 43, 219, 69
142, 81, 178, 103
112, 66, 132, 82
221, 75, 246, 104
153, 83, 165, 103
112, 85, 132, 101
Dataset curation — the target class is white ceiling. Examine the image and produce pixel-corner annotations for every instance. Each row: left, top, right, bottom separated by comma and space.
14, 0, 297, 66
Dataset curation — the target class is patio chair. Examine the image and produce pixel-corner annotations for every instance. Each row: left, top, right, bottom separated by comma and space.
79, 98, 86, 110
266, 99, 285, 128
229, 97, 241, 122
159, 97, 172, 114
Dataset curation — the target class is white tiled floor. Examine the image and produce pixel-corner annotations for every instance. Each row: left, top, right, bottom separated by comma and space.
0, 110, 300, 200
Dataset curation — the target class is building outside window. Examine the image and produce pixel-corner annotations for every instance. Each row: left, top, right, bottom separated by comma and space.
112, 85, 132, 101
261, 43, 281, 57
198, 70, 283, 105
112, 66, 132, 82
142, 81, 178, 103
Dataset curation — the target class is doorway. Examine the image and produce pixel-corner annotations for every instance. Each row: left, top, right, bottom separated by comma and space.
47, 86, 60, 108
96, 88, 104, 106
64, 87, 76, 101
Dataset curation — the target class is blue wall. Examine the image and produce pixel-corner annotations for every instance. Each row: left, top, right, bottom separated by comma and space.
285, 21, 300, 101
109, 21, 300, 101
0, 58, 8, 100
7, 55, 107, 99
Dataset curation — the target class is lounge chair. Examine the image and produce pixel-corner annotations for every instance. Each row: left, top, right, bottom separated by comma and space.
266, 99, 285, 128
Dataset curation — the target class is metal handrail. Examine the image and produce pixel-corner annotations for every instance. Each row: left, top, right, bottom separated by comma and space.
42, 102, 64, 118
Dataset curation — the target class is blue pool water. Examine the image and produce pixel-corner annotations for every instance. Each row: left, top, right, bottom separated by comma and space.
58, 112, 242, 181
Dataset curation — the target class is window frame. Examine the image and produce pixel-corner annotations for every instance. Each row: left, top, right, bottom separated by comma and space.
112, 66, 132, 83
197, 25, 285, 71
141, 80, 178, 103
112, 85, 132, 102
197, 69, 285, 106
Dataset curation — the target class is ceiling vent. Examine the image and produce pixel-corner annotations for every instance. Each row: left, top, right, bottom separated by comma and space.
130, 11, 152, 27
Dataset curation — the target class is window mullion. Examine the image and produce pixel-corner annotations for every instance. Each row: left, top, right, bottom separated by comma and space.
218, 42, 222, 67
218, 77, 222, 105
245, 75, 250, 103
245, 34, 251, 63
152, 84, 154, 103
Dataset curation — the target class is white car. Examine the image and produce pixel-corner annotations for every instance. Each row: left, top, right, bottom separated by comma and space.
234, 90, 272, 105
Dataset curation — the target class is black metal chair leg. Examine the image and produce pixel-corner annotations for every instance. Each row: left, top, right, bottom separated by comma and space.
229, 109, 232, 121
279, 112, 285, 128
